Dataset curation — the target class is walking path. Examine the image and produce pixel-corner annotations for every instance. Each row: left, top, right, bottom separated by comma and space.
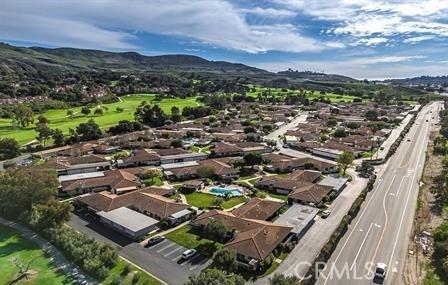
0, 217, 96, 285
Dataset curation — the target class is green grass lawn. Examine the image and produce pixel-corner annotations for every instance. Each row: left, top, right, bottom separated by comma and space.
164, 225, 223, 257
184, 192, 247, 209
0, 225, 74, 285
102, 260, 160, 285
142, 176, 164, 186
0, 94, 201, 145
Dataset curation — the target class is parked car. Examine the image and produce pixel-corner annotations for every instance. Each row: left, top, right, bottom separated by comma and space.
321, 210, 331, 218
146, 236, 165, 247
182, 249, 197, 260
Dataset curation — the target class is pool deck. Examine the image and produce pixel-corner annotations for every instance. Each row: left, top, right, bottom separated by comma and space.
201, 185, 245, 197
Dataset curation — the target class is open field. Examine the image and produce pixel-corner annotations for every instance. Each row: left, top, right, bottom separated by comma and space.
0, 94, 201, 145
0, 225, 74, 285
246, 85, 360, 103
184, 192, 247, 209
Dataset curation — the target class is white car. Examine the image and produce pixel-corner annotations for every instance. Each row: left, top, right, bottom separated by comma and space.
374, 262, 387, 282
182, 249, 197, 260
321, 210, 331, 218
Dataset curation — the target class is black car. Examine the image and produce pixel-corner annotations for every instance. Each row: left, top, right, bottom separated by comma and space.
146, 236, 165, 247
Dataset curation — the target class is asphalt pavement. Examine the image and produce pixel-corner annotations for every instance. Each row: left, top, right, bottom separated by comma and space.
315, 102, 441, 285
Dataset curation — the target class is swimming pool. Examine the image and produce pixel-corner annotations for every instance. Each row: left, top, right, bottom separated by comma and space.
209, 187, 244, 197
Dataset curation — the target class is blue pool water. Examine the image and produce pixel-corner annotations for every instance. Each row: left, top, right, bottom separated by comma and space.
209, 187, 243, 197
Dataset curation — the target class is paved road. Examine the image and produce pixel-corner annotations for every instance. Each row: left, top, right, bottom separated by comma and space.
316, 102, 441, 285
265, 112, 308, 141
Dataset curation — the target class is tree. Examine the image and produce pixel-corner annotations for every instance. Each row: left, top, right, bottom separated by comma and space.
171, 139, 183, 148
66, 109, 74, 119
243, 152, 262, 169
197, 165, 216, 179
171, 106, 181, 123
94, 107, 104, 116
365, 110, 378, 121
81, 106, 91, 116
269, 274, 301, 285
139, 169, 161, 184
326, 116, 337, 127
37, 115, 49, 125
336, 151, 355, 176
204, 219, 228, 242
212, 248, 237, 272
186, 269, 244, 285
108, 120, 143, 135
36, 123, 53, 146
30, 198, 73, 230
75, 119, 102, 141
212, 197, 224, 208
334, 127, 347, 138
134, 104, 168, 127
116, 107, 124, 113
13, 105, 34, 127
0, 168, 59, 220
0, 138, 20, 160
52, 128, 65, 147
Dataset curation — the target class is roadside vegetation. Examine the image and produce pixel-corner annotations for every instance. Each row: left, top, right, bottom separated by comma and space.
416, 100, 448, 284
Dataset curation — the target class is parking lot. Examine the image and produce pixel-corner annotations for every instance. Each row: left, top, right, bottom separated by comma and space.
70, 213, 210, 285
121, 239, 210, 285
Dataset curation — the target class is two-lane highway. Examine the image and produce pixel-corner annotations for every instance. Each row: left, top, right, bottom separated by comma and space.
316, 102, 441, 285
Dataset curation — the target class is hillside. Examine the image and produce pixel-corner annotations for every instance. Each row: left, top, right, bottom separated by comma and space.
277, 70, 356, 83
384, 75, 448, 86
0, 43, 268, 75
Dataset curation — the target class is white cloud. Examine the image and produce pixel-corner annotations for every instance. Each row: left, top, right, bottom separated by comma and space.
274, 0, 448, 46
353, 37, 389, 46
0, 0, 336, 54
239, 7, 297, 18
403, 35, 435, 44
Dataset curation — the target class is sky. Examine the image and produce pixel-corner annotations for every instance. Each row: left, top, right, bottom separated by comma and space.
1, 0, 448, 79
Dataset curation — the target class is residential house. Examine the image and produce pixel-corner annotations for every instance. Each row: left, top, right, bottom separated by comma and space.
191, 210, 292, 267
59, 169, 142, 195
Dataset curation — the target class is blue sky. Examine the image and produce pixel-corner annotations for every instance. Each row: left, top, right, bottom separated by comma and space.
2, 0, 448, 79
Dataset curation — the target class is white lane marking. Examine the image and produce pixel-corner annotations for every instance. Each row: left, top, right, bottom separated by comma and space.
164, 246, 183, 257
387, 110, 430, 272
351, 223, 374, 270
156, 242, 175, 253
172, 255, 183, 262
394, 175, 408, 197
322, 175, 396, 285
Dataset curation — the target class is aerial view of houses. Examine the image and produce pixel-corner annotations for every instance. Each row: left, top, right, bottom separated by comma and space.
0, 91, 422, 285
2, 3, 447, 284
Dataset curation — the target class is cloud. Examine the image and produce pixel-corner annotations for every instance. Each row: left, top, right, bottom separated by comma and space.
403, 35, 435, 44
0, 0, 336, 54
274, 0, 448, 46
239, 7, 297, 18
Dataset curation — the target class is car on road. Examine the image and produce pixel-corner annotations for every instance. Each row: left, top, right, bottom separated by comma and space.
321, 210, 331, 218
407, 138, 411, 142
373, 262, 387, 283
146, 236, 165, 247
182, 249, 197, 260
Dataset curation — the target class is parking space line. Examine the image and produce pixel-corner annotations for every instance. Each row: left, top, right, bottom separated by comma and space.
164, 246, 183, 257
172, 255, 183, 262
156, 242, 176, 253
150, 239, 168, 250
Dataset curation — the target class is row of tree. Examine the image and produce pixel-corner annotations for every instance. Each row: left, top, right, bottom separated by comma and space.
0, 167, 118, 279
